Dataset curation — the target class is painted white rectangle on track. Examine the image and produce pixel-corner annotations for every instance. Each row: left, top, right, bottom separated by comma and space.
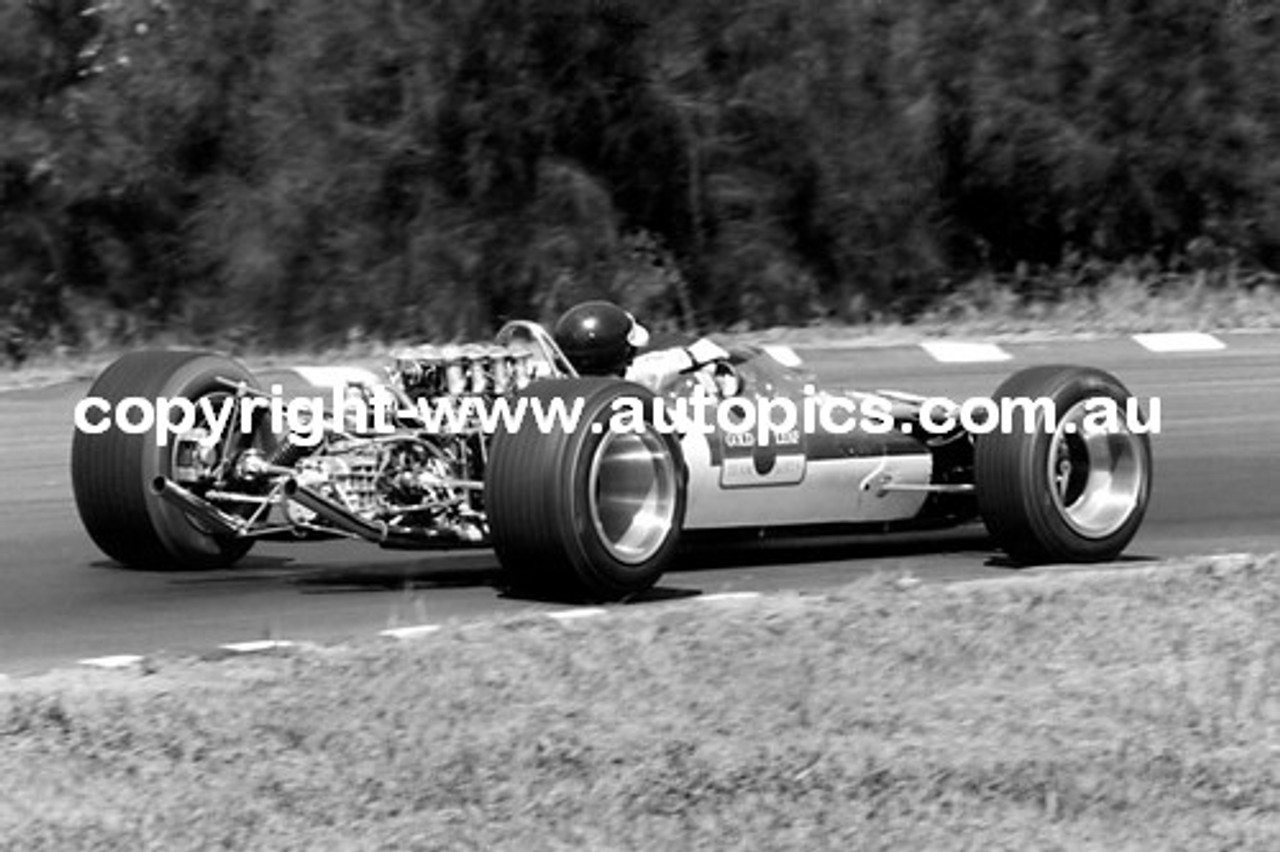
547, 608, 608, 622
760, 345, 804, 368
380, 625, 442, 640
920, 341, 1012, 363
290, 366, 385, 389
699, 592, 762, 603
1132, 332, 1226, 353
79, 655, 144, 669
220, 640, 297, 654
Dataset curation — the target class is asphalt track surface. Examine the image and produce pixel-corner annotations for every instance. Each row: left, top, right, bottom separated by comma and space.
1, 334, 1278, 674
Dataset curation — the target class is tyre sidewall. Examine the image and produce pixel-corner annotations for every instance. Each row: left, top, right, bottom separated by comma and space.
486, 377, 686, 601
558, 388, 686, 595
72, 351, 259, 569
978, 366, 1152, 562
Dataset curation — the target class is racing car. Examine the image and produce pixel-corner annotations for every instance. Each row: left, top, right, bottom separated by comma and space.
70, 302, 1152, 601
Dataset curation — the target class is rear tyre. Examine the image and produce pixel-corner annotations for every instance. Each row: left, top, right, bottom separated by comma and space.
71, 350, 259, 570
975, 365, 1152, 564
486, 378, 685, 601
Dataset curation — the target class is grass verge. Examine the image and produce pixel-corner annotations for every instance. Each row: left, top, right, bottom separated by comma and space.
5, 271, 1280, 391
1, 555, 1278, 850
736, 271, 1280, 347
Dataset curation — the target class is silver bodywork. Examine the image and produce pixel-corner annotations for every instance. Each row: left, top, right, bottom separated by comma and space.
148, 322, 977, 553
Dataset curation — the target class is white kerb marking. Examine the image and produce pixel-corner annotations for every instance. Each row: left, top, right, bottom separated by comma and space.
220, 640, 297, 654
1132, 332, 1226, 353
761, 345, 804, 368
700, 592, 762, 603
920, 341, 1012, 363
290, 366, 385, 389
380, 625, 442, 640
547, 608, 609, 622
79, 655, 145, 669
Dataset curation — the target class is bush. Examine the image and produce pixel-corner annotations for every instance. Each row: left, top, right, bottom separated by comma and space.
3, 0, 1280, 350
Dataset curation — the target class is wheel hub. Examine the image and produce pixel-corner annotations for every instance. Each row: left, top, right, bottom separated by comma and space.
1047, 400, 1146, 539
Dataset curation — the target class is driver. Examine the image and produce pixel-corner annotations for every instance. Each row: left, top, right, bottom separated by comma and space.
552, 300, 649, 377
552, 300, 740, 396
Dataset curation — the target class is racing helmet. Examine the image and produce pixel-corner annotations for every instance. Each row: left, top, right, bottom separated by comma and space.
553, 300, 650, 376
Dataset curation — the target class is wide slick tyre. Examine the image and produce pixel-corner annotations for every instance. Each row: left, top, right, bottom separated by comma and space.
71, 350, 259, 570
485, 378, 685, 601
975, 365, 1152, 564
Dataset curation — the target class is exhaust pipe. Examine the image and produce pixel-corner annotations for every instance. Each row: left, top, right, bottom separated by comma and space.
151, 477, 246, 538
282, 479, 388, 543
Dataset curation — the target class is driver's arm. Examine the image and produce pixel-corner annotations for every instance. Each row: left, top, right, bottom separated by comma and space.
626, 338, 734, 394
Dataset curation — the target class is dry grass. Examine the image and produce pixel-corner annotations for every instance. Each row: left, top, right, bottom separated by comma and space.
916, 271, 1280, 335
1, 555, 1277, 851
6, 271, 1280, 392
735, 271, 1280, 347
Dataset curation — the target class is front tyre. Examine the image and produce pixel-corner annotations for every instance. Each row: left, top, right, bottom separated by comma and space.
485, 378, 685, 601
975, 365, 1152, 564
71, 350, 259, 570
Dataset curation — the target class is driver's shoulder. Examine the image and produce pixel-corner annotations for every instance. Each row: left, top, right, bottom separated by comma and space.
626, 336, 738, 393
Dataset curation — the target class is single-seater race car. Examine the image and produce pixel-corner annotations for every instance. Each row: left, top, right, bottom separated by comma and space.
70, 302, 1152, 601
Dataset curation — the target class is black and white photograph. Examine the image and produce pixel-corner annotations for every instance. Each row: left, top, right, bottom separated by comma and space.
1, 1, 1277, 848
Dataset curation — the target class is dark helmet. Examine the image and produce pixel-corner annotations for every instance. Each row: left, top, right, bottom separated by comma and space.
553, 300, 649, 376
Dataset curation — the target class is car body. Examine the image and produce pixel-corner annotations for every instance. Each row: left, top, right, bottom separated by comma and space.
70, 319, 1152, 600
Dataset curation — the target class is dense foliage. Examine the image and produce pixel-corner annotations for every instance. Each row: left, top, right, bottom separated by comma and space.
3, 0, 1279, 353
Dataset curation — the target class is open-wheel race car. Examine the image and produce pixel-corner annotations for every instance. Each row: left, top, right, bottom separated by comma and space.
71, 303, 1153, 601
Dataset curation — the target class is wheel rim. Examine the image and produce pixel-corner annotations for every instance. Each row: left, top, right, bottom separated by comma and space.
1047, 398, 1146, 538
167, 390, 242, 536
169, 391, 233, 485
587, 427, 679, 565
